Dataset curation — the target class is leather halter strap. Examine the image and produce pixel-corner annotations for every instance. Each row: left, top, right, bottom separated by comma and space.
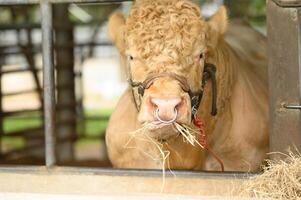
129, 63, 218, 118
130, 72, 190, 96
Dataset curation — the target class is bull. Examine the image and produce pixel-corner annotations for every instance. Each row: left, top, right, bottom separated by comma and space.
106, 0, 268, 172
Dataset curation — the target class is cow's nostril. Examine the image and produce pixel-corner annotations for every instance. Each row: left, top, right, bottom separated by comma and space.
150, 97, 182, 109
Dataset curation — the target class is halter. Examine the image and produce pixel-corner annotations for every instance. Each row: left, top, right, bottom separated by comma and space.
128, 63, 218, 119
127, 61, 222, 171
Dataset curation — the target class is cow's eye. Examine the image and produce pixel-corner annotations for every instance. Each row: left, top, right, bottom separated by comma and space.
129, 55, 134, 60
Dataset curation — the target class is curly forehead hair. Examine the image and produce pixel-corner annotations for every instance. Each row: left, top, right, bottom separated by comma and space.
125, 0, 207, 62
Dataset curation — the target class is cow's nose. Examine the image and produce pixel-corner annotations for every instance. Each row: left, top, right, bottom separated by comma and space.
149, 97, 183, 122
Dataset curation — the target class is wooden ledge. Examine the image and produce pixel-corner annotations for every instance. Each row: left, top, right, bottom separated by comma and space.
0, 166, 252, 197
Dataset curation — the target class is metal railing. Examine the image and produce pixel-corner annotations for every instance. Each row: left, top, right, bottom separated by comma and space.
0, 0, 132, 167
0, 0, 130, 5
0, 3, 260, 197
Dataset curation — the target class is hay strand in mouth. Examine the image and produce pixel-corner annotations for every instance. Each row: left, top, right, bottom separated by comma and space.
174, 122, 196, 145
144, 133, 170, 192
124, 122, 208, 192
124, 123, 171, 192
173, 122, 205, 149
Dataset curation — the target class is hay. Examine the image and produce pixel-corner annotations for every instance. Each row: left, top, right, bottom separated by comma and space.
174, 122, 204, 148
124, 123, 172, 192
124, 122, 202, 192
238, 151, 301, 199
124, 123, 301, 199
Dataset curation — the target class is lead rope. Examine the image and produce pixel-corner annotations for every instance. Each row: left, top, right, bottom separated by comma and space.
193, 116, 224, 172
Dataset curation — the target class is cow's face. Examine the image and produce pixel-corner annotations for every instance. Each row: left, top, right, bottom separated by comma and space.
108, 0, 227, 139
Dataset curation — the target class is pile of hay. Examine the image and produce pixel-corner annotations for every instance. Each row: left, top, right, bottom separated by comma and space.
239, 151, 301, 199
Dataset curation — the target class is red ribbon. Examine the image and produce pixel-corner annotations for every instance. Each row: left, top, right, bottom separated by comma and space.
193, 116, 224, 172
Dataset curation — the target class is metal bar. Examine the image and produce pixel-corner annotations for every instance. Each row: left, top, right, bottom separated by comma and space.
0, 49, 3, 157
0, 48, 40, 56
3, 88, 38, 97
2, 108, 42, 117
0, 23, 41, 31
0, 165, 255, 178
2, 127, 43, 137
0, 0, 39, 4
0, 21, 108, 31
0, 68, 41, 75
54, 3, 76, 161
3, 115, 109, 121
0, 42, 112, 56
0, 43, 112, 49
0, 0, 131, 5
40, 1, 56, 167
284, 104, 301, 109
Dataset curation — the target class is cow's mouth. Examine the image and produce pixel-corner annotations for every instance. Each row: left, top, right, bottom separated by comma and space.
146, 108, 178, 130
147, 121, 174, 130
145, 121, 179, 141
141, 107, 195, 141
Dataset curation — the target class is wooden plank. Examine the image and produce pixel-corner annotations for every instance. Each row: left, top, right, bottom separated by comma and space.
0, 193, 254, 200
0, 166, 249, 197
267, 0, 301, 157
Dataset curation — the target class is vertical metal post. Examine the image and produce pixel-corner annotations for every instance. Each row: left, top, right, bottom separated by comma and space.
40, 1, 56, 167
54, 4, 76, 162
0, 52, 3, 157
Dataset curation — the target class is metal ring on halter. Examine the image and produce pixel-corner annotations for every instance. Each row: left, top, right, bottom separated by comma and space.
155, 108, 178, 124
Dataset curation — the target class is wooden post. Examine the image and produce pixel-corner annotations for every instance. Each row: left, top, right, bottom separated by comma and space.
267, 0, 301, 158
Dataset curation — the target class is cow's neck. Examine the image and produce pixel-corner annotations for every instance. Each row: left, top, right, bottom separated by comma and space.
198, 39, 238, 134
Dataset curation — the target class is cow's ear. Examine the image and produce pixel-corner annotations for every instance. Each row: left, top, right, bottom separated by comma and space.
108, 12, 126, 53
207, 6, 228, 47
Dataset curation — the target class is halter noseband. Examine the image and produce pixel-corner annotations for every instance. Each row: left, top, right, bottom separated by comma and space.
128, 63, 218, 118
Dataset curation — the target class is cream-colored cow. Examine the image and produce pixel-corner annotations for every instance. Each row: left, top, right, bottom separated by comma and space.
106, 0, 268, 172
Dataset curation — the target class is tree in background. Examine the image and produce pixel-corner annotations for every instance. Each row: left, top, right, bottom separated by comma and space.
195, 0, 266, 25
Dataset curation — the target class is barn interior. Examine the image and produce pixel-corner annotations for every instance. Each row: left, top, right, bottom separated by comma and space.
0, 0, 266, 168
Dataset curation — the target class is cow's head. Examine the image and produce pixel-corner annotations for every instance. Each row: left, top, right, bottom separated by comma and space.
108, 0, 227, 139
